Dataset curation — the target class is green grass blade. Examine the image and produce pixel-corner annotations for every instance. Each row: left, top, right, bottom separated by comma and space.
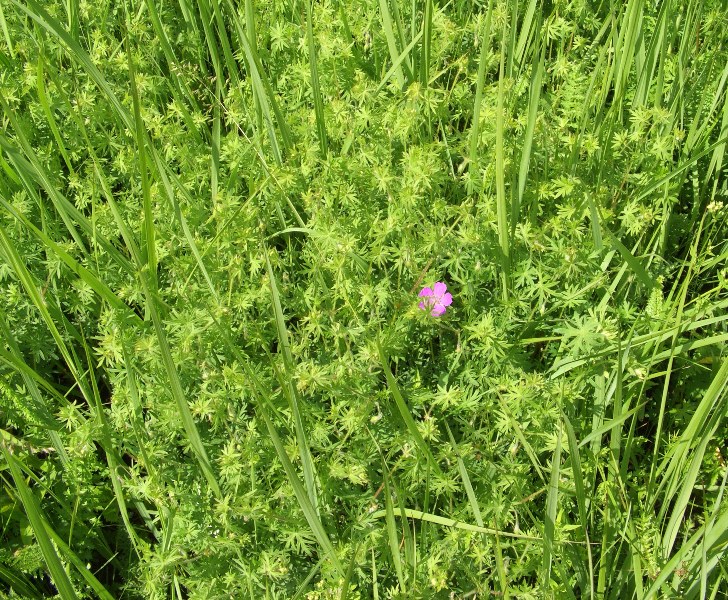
562, 412, 595, 598
0, 562, 41, 599
35, 52, 73, 175
495, 18, 510, 300
377, 339, 443, 477
374, 29, 423, 96
124, 10, 157, 292
516, 38, 544, 235
1, 445, 78, 600
249, 373, 344, 577
542, 420, 562, 591
142, 270, 221, 498
306, 0, 328, 157
266, 252, 318, 510
469, 0, 494, 170
224, 0, 292, 160
383, 466, 406, 592
369, 508, 541, 541
419, 0, 432, 88
379, 0, 405, 88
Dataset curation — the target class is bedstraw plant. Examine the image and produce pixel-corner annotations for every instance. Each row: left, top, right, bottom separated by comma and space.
1, 0, 727, 598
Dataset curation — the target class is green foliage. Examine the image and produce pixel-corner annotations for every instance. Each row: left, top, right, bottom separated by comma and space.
1, 0, 727, 597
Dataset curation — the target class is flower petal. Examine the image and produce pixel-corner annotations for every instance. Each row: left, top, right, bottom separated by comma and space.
418, 301, 427, 311
441, 292, 453, 307
431, 305, 446, 317
433, 281, 447, 297
419, 287, 434, 297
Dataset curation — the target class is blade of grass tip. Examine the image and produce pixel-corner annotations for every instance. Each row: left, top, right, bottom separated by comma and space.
0, 194, 141, 322
248, 373, 344, 577
562, 412, 595, 599
635, 132, 728, 203
266, 252, 318, 510
369, 508, 542, 541
542, 420, 562, 593
0, 223, 87, 390
469, 0, 494, 171
120, 343, 162, 542
494, 391, 546, 484
495, 17, 510, 301
306, 0, 328, 158
602, 224, 657, 291
12, 0, 132, 130
124, 10, 157, 293
1, 445, 78, 600
376, 339, 443, 477
443, 423, 483, 527
0, 306, 66, 433
0, 115, 134, 278
0, 101, 88, 255
152, 157, 220, 304
379, 0, 405, 88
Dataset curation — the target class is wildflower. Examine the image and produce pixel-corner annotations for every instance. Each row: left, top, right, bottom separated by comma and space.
418, 281, 453, 317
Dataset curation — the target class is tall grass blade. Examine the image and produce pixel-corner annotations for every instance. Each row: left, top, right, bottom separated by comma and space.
542, 420, 562, 591
224, 0, 291, 163
469, 0, 494, 170
495, 18, 510, 300
306, 0, 328, 157
245, 365, 344, 577
124, 15, 157, 293
1, 446, 78, 600
379, 0, 405, 88
377, 340, 443, 477
516, 38, 543, 234
266, 252, 319, 510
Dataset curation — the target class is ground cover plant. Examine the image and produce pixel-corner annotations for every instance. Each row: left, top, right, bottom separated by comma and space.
1, 0, 727, 597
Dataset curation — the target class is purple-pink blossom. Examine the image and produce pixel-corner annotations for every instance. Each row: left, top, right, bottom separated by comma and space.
418, 281, 453, 317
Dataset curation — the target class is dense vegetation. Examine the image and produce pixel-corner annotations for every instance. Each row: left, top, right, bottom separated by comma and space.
1, 0, 727, 597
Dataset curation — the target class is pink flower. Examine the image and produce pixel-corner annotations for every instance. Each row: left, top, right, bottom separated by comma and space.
418, 281, 453, 317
